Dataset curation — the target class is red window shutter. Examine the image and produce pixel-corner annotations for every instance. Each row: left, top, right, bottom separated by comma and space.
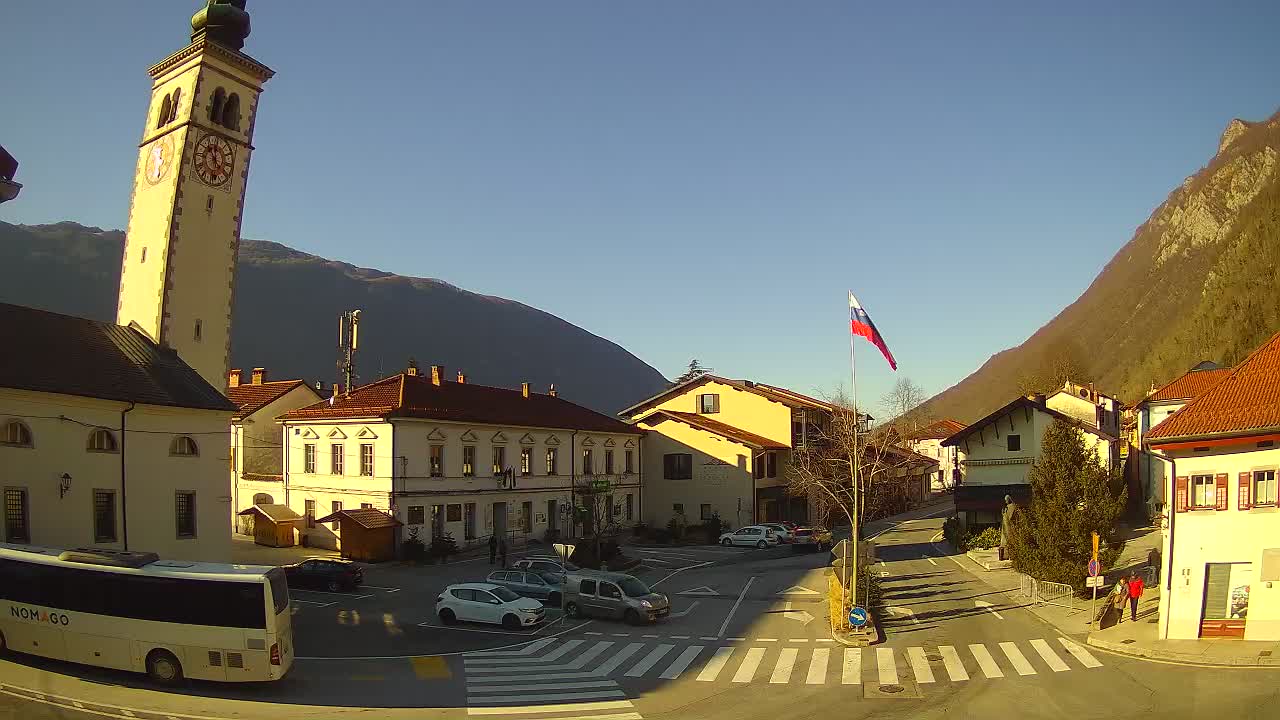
1215, 473, 1229, 511
1239, 472, 1253, 510
1175, 476, 1189, 513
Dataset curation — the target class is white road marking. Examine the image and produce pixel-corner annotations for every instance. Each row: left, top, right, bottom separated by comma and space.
585, 631, 604, 635
876, 648, 898, 685
806, 647, 830, 685
466, 641, 613, 674
727, 636, 747, 641
770, 647, 799, 684
625, 644, 674, 677
360, 584, 401, 591
288, 599, 336, 607
975, 600, 1005, 620
842, 647, 862, 684
699, 636, 718, 640
886, 606, 919, 624
672, 635, 690, 639
999, 642, 1037, 676
639, 557, 672, 565
907, 647, 935, 683
1030, 638, 1070, 672
659, 645, 704, 679
922, 555, 939, 566
291, 589, 374, 599
789, 638, 810, 642
468, 690, 626, 704
465, 638, 559, 658
611, 633, 630, 638
468, 680, 618, 693
650, 560, 714, 588
678, 586, 719, 596
969, 644, 1004, 678
938, 645, 969, 681
642, 634, 659, 638
593, 642, 645, 676
467, 699, 633, 714
697, 647, 736, 681
670, 602, 700, 618
778, 585, 822, 596
717, 575, 757, 637
733, 647, 766, 682
756, 638, 777, 642
1058, 637, 1103, 668
468, 671, 598, 683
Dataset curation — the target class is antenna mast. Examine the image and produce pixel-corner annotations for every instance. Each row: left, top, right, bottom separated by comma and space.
337, 309, 361, 395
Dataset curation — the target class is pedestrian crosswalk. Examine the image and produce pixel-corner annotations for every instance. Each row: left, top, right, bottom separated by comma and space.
462, 635, 1104, 709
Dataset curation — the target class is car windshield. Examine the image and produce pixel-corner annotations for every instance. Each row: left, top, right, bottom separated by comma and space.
490, 586, 521, 602
618, 578, 651, 597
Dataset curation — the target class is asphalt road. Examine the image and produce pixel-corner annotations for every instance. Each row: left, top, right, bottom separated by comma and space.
4, 502, 1279, 719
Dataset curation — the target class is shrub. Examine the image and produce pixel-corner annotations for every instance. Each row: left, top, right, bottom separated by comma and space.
401, 527, 427, 563
703, 513, 725, 543
942, 516, 963, 549
429, 532, 459, 563
967, 526, 1002, 550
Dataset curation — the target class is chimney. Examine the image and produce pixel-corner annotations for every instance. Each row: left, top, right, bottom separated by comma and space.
332, 383, 342, 399
456, 370, 467, 384
430, 365, 445, 386
250, 368, 266, 385
548, 383, 557, 398
315, 380, 325, 393
228, 369, 243, 388
522, 382, 530, 398
406, 358, 419, 377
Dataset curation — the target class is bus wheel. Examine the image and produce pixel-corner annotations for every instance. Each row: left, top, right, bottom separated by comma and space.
146, 650, 184, 685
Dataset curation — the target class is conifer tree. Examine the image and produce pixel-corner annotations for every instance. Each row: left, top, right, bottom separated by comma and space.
1006, 419, 1127, 586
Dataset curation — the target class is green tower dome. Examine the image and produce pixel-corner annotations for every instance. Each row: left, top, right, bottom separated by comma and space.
191, 0, 251, 51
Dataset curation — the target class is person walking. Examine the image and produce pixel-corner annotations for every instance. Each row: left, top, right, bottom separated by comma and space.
1109, 575, 1128, 625
488, 534, 497, 565
498, 539, 508, 567
1128, 572, 1146, 622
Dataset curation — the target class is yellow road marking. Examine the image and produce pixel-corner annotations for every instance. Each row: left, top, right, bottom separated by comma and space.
411, 656, 452, 679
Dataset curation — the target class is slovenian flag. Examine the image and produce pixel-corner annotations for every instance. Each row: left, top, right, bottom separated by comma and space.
849, 291, 897, 371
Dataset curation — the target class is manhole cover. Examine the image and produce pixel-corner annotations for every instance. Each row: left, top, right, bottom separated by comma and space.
880, 684, 904, 694
925, 653, 942, 662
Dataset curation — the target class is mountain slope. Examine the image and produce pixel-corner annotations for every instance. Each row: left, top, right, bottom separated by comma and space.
926, 110, 1280, 421
0, 221, 669, 414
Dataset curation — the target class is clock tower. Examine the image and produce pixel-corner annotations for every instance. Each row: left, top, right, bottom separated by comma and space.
117, 0, 273, 391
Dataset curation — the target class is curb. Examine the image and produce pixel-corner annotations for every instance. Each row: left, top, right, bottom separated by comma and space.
830, 613, 880, 647
1085, 634, 1280, 668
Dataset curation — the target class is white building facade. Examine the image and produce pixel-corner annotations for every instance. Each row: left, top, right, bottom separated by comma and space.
278, 365, 643, 553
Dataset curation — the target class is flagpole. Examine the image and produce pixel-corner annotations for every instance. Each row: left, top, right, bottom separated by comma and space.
847, 293, 860, 612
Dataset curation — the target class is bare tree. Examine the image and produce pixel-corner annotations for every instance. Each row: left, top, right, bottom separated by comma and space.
573, 480, 620, 565
880, 376, 927, 420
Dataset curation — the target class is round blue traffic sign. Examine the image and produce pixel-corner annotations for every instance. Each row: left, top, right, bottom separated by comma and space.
849, 606, 869, 628
1088, 559, 1100, 577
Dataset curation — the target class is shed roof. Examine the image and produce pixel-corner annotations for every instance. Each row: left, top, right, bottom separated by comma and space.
236, 504, 303, 523
314, 508, 402, 530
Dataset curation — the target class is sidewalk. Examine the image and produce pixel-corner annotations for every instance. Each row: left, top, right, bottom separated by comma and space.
1086, 617, 1280, 667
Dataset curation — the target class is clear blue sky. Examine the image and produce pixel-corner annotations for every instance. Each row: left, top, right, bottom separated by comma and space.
5, 1, 1279, 410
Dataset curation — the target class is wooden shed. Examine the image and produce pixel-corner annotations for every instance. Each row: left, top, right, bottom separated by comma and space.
236, 504, 303, 548
314, 508, 402, 563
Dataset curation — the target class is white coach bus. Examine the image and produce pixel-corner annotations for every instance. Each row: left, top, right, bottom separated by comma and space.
0, 544, 293, 683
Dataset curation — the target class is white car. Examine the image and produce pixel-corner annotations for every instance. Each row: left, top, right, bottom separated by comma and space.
436, 582, 546, 629
719, 525, 781, 548
761, 523, 795, 543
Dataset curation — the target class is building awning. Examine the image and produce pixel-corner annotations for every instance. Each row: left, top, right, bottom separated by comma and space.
237, 503, 303, 524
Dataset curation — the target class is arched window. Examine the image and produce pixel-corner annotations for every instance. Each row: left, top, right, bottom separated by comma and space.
156, 93, 172, 129
87, 428, 118, 453
171, 435, 199, 457
252, 493, 274, 506
2, 420, 33, 448
221, 93, 241, 131
167, 87, 182, 124
210, 88, 226, 124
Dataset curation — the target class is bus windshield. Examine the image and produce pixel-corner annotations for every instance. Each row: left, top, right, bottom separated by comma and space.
267, 567, 289, 615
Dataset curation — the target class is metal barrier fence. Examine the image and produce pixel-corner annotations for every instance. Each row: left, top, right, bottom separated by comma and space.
1016, 574, 1076, 611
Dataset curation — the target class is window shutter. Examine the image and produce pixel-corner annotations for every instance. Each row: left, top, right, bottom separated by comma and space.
1239, 472, 1252, 511
1175, 476, 1189, 513
1215, 473, 1229, 511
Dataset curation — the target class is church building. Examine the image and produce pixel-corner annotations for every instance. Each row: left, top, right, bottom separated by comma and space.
0, 2, 273, 562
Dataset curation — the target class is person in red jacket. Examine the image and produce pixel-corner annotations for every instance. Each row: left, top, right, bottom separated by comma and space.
1128, 572, 1145, 622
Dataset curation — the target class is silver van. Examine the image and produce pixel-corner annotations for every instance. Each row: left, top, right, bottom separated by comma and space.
563, 570, 670, 624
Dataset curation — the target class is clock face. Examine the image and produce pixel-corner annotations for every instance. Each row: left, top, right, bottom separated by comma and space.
193, 133, 235, 188
144, 135, 174, 185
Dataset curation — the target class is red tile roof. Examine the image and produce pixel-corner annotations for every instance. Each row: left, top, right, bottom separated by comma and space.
279, 373, 642, 434
315, 508, 402, 530
644, 410, 789, 450
909, 418, 968, 440
1147, 332, 1280, 442
0, 303, 235, 412
1144, 367, 1233, 403
227, 380, 311, 421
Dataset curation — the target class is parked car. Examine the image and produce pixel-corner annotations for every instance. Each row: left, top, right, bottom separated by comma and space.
719, 525, 781, 548
282, 558, 363, 592
563, 570, 670, 624
486, 569, 565, 605
790, 526, 833, 552
436, 582, 546, 629
761, 523, 795, 543
511, 557, 579, 579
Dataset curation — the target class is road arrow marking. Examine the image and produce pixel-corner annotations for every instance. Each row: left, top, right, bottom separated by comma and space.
885, 606, 919, 624
975, 600, 1004, 620
781, 601, 815, 625
670, 601, 701, 618
678, 586, 718, 596
778, 585, 821, 596
921, 555, 939, 566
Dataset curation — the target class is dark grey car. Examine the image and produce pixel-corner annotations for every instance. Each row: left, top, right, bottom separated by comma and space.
485, 570, 564, 605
